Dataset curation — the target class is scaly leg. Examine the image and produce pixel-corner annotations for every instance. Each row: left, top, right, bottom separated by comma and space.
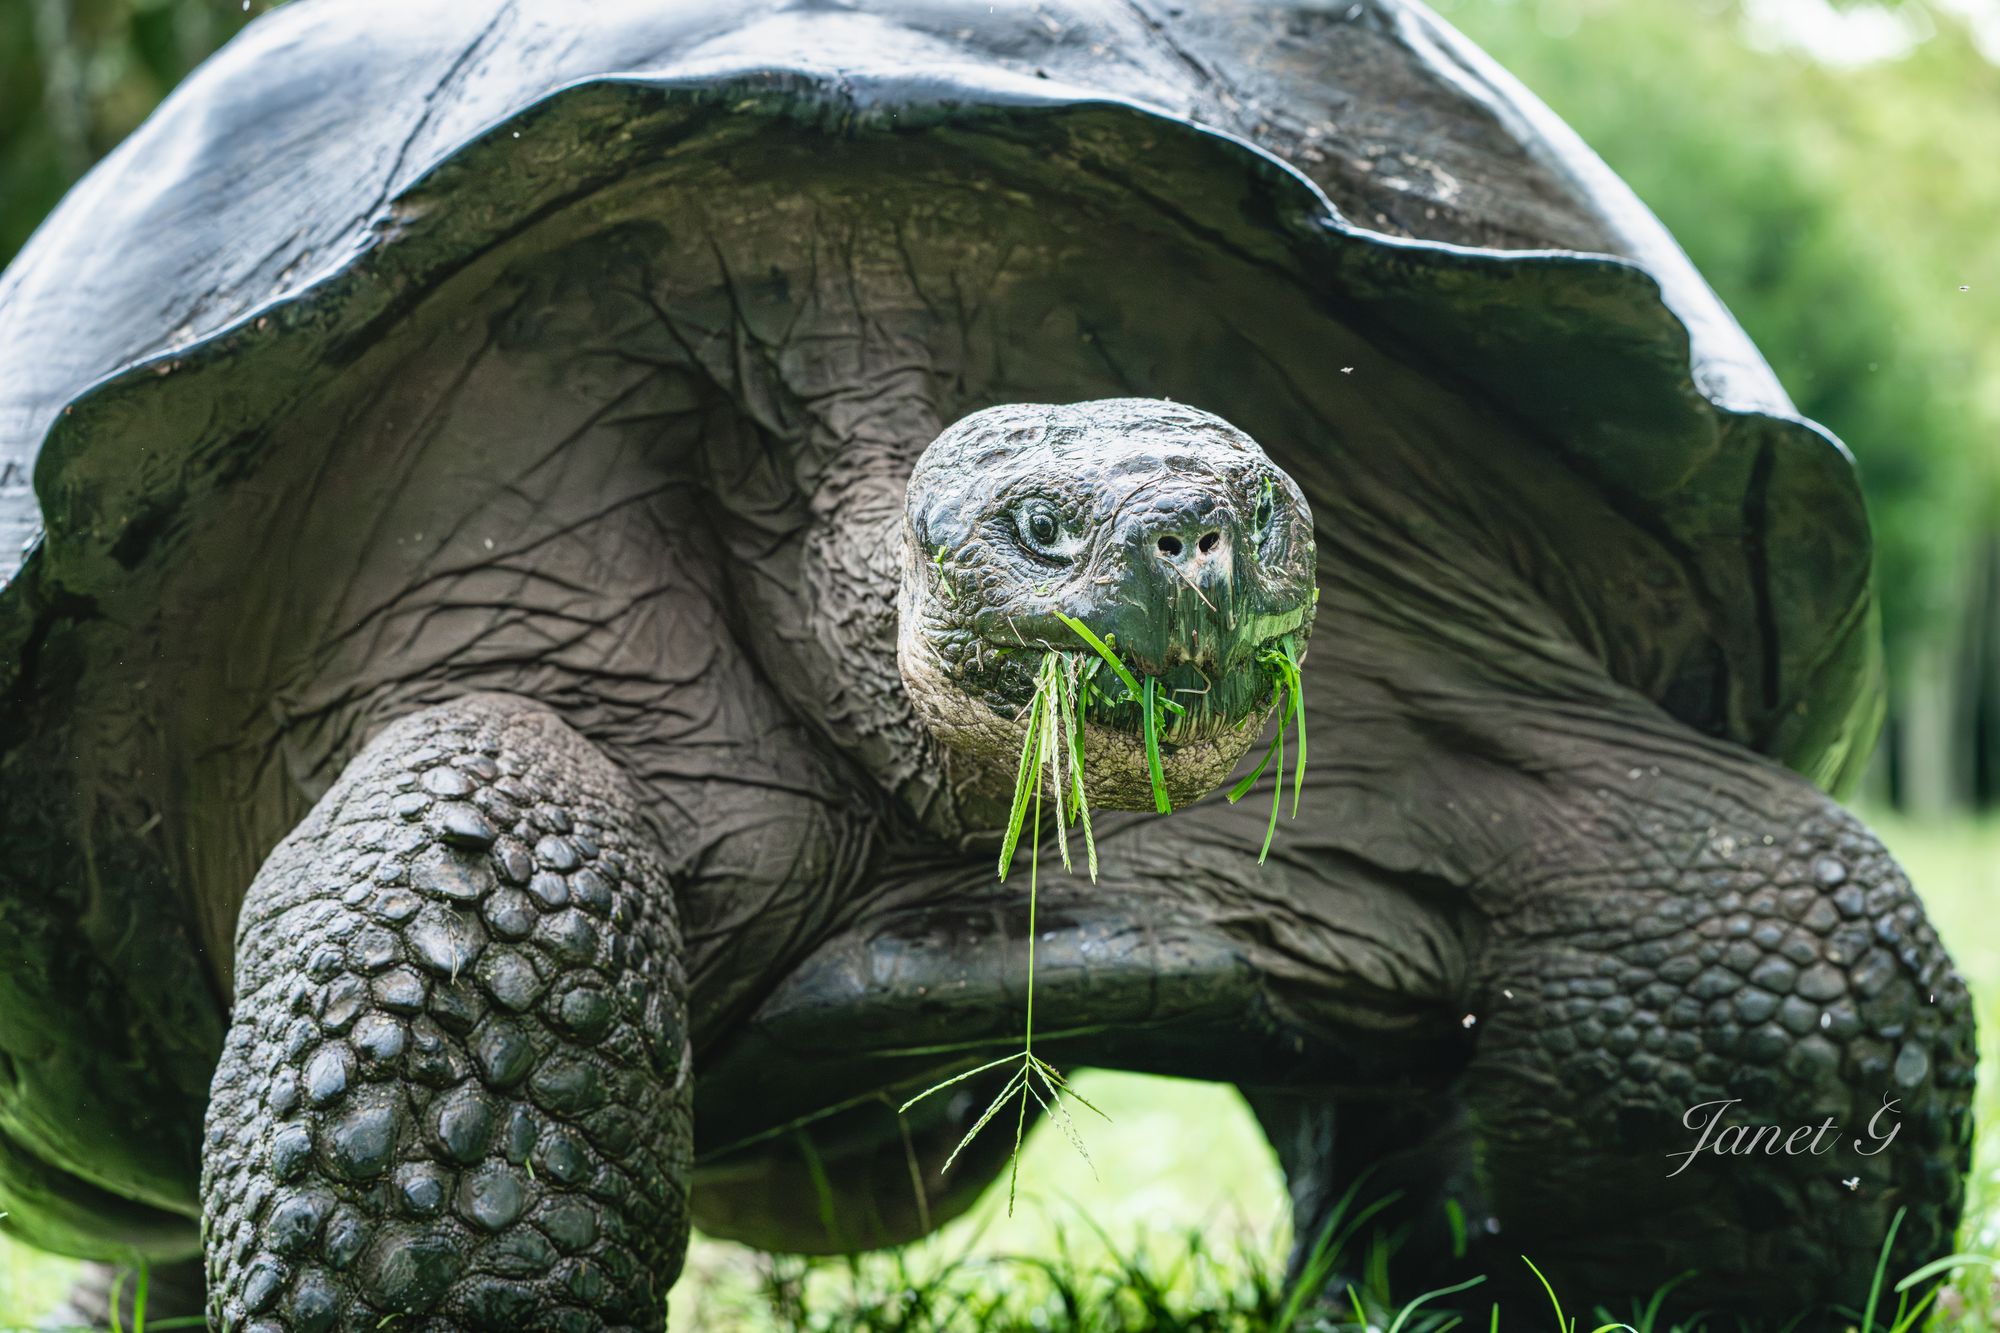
1462, 721, 1975, 1324
202, 694, 689, 1331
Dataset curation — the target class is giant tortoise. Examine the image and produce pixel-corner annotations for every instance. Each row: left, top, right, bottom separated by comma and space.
0, 0, 1973, 1328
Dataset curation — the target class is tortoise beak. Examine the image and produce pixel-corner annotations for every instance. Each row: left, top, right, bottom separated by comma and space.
1092, 484, 1248, 672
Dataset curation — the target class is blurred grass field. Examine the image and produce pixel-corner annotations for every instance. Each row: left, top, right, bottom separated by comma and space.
3, 815, 1998, 1330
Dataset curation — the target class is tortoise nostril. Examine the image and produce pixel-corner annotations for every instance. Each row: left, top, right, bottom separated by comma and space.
1157, 535, 1184, 557
1197, 531, 1221, 555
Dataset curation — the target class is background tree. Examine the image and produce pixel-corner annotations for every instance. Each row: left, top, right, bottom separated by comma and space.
1442, 0, 2000, 811
2, 0, 252, 260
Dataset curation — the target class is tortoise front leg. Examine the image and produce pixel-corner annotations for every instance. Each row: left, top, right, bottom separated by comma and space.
1459, 716, 1974, 1323
201, 695, 689, 1332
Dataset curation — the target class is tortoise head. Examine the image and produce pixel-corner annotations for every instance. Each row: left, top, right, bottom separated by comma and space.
898, 398, 1316, 811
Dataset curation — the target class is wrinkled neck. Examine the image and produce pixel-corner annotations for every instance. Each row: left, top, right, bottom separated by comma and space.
708, 375, 980, 841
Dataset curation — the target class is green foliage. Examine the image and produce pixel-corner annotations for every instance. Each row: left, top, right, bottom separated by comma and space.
1437, 0, 2000, 666
4, 1256, 206, 1331
661, 1193, 1970, 1332
0, 0, 263, 264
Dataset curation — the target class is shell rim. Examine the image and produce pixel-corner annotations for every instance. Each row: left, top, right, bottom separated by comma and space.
0, 62, 1880, 790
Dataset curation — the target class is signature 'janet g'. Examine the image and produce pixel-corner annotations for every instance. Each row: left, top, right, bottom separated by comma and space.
1667, 1096, 1906, 1178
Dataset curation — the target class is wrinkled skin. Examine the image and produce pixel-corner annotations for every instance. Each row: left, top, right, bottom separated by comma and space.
159, 393, 1965, 1330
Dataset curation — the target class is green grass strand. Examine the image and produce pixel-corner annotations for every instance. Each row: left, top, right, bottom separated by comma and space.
1143, 676, 1171, 813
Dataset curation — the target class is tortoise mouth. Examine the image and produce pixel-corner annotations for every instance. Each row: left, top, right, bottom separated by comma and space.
972, 627, 1299, 745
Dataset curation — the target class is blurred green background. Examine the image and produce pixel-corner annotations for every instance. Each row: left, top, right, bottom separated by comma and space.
1, 0, 1997, 1326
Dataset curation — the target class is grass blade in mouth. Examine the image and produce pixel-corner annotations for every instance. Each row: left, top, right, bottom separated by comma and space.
1142, 675, 1171, 813
906, 649, 1104, 1209
1052, 654, 1098, 882
1055, 612, 1187, 815
1230, 634, 1310, 863
998, 652, 1097, 884
1054, 612, 1144, 699
1226, 731, 1279, 804
996, 668, 1047, 882
1278, 635, 1307, 814
908, 631, 1309, 1199
1262, 721, 1285, 864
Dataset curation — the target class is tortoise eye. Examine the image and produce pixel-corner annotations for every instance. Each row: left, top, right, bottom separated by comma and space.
1252, 485, 1276, 539
1013, 499, 1079, 560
